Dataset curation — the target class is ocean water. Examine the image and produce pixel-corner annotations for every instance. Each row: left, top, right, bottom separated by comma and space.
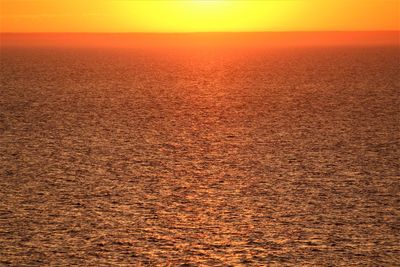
0, 45, 399, 266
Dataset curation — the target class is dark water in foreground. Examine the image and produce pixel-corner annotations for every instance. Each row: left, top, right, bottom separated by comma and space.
0, 46, 399, 266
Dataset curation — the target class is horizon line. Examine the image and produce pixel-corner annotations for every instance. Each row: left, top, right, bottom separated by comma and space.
2, 31, 398, 48
1, 30, 400, 34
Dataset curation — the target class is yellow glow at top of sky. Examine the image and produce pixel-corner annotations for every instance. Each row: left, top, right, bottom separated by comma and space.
0, 0, 399, 32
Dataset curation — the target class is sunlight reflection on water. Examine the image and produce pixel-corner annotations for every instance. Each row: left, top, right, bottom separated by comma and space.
0, 46, 399, 265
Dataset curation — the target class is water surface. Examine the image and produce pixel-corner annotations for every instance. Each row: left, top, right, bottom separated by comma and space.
0, 45, 399, 266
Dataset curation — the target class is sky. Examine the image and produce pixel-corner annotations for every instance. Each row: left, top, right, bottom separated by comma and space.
0, 0, 399, 33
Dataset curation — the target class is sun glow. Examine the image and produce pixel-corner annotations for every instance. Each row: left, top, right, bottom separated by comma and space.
0, 0, 399, 32
113, 1, 297, 32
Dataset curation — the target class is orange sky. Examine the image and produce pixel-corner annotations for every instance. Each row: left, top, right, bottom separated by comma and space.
0, 0, 399, 32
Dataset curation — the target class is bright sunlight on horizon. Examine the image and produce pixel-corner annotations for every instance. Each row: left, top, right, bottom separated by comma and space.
0, 0, 399, 33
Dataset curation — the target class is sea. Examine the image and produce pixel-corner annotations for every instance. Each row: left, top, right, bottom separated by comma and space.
0, 34, 399, 266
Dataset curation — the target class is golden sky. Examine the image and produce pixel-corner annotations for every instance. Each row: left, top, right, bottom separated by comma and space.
1, 0, 399, 32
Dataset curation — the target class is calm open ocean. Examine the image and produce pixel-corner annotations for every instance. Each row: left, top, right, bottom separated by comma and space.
0, 43, 399, 265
